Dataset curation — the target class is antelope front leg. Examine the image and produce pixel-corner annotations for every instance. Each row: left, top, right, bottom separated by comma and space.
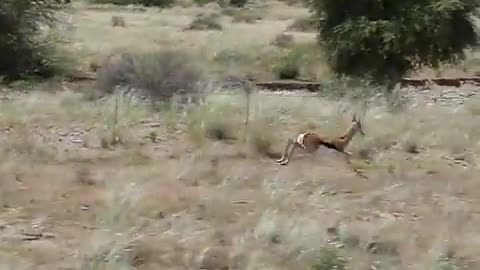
277, 138, 293, 163
340, 150, 353, 164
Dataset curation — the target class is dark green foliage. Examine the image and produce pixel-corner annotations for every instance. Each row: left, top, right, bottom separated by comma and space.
309, 0, 480, 87
0, 0, 67, 81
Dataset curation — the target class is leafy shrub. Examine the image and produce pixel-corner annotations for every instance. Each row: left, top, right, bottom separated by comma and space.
184, 13, 223, 31
287, 16, 317, 32
96, 50, 205, 102
273, 48, 303, 79
0, 0, 70, 81
89, 0, 174, 7
309, 0, 480, 88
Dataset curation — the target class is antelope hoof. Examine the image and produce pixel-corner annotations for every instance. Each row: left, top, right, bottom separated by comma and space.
278, 160, 289, 166
276, 158, 285, 163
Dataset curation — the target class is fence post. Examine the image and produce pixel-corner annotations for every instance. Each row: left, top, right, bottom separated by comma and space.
112, 86, 120, 145
242, 77, 254, 145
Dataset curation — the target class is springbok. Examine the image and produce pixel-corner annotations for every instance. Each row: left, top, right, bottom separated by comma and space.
276, 114, 365, 166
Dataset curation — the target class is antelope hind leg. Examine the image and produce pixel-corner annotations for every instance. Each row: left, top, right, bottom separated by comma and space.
279, 142, 298, 166
277, 138, 293, 163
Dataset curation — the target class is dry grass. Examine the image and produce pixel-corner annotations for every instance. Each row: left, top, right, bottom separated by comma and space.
1, 0, 480, 269
184, 12, 223, 31
67, 0, 479, 81
67, 0, 325, 81
1, 83, 480, 269
286, 15, 317, 32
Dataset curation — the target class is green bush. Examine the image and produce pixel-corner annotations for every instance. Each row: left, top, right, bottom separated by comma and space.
309, 0, 480, 88
0, 0, 70, 81
273, 48, 303, 79
96, 50, 205, 102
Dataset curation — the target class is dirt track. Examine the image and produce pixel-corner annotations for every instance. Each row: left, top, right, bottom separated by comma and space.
68, 71, 480, 91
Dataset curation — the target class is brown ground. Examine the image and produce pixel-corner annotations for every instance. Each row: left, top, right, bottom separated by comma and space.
1, 0, 480, 269
1, 83, 480, 269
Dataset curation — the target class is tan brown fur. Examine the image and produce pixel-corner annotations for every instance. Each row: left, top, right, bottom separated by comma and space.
276, 114, 365, 166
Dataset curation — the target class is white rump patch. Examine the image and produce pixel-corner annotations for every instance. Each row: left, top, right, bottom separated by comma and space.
296, 133, 308, 149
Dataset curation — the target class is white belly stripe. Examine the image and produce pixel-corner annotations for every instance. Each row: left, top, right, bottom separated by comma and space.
296, 133, 307, 149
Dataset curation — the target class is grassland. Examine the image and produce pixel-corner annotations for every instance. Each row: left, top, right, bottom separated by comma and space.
0, 0, 480, 270
67, 0, 480, 80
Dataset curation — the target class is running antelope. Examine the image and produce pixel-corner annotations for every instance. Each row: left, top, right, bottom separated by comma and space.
276, 114, 365, 166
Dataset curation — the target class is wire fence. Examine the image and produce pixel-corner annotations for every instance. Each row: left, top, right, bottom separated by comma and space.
111, 84, 371, 145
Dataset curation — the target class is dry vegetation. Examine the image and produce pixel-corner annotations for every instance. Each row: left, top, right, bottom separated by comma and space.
2, 86, 480, 269
0, 0, 480, 270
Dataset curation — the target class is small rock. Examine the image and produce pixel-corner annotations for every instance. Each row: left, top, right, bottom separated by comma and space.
71, 139, 83, 144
